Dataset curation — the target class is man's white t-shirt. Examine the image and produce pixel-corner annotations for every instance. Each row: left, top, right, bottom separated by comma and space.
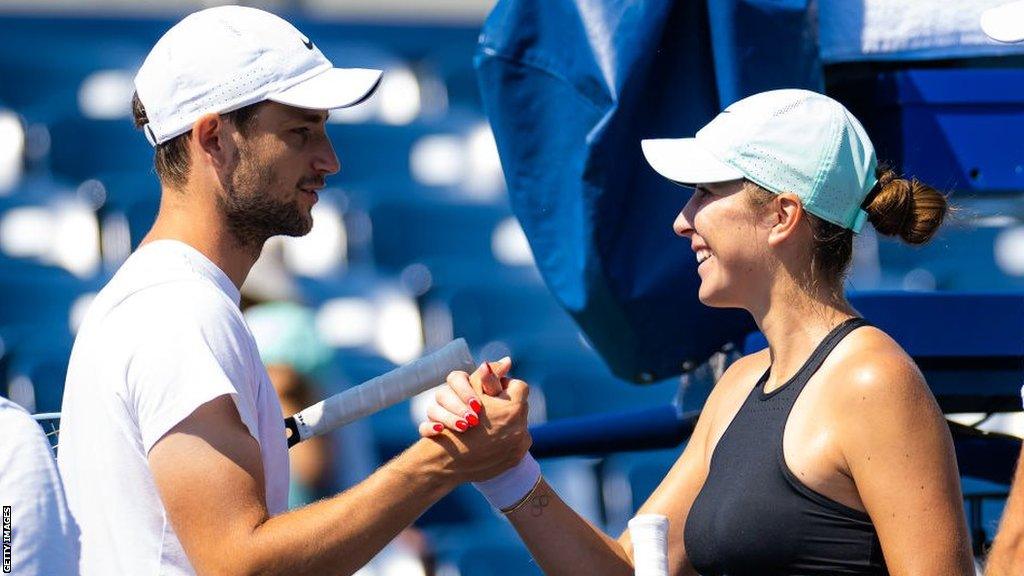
57, 239, 289, 576
0, 397, 80, 575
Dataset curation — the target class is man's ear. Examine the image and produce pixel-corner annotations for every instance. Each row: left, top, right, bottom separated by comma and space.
767, 192, 805, 247
191, 113, 234, 169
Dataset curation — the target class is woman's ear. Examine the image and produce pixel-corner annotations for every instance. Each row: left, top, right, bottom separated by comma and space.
766, 192, 805, 247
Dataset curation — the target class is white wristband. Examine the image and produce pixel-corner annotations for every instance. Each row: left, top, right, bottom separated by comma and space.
472, 452, 541, 511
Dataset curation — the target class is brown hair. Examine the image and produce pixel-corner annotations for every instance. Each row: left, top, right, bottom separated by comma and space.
862, 168, 948, 245
131, 92, 265, 187
746, 165, 949, 296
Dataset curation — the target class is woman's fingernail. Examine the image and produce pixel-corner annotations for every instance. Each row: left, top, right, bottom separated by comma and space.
469, 399, 482, 413
483, 362, 493, 375
433, 424, 444, 433
466, 413, 480, 427
455, 420, 469, 431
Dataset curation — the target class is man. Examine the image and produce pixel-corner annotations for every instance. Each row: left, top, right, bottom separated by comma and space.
981, 4, 1024, 573
0, 398, 79, 575
56, 6, 530, 575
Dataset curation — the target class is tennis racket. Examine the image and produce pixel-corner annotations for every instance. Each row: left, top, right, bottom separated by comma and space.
31, 412, 62, 452
31, 338, 475, 453
284, 337, 475, 447
629, 514, 669, 576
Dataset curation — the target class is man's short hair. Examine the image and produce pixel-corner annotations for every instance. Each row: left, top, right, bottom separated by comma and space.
131, 92, 264, 188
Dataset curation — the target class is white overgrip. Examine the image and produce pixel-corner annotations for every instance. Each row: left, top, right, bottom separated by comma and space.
290, 338, 475, 442
629, 514, 669, 576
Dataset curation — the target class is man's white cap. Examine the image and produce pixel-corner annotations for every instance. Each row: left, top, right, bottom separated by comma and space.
982, 0, 1024, 43
134, 5, 383, 146
642, 89, 878, 233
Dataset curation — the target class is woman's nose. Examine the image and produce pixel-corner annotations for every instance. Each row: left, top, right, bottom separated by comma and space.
673, 196, 696, 238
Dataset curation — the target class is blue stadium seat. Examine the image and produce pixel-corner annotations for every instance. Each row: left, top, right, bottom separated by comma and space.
420, 278, 580, 349
0, 17, 149, 122
0, 318, 75, 414
600, 448, 681, 535
961, 476, 1010, 555
440, 541, 542, 576
6, 349, 69, 414
876, 223, 1024, 291
340, 172, 505, 208
93, 170, 161, 255
48, 117, 151, 182
327, 121, 457, 185
293, 265, 407, 309
367, 199, 513, 271
530, 358, 678, 422
0, 259, 97, 329
427, 520, 542, 576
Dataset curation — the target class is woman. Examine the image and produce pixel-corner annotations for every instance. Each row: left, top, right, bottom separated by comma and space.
421, 89, 974, 575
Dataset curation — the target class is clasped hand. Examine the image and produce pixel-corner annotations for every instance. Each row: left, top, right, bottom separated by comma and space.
418, 357, 532, 483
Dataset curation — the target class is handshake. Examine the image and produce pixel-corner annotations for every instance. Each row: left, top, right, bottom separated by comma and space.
416, 357, 542, 513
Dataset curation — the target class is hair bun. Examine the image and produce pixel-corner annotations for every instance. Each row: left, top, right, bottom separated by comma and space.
864, 168, 947, 245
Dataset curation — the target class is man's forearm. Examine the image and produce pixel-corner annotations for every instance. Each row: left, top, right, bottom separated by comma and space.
241, 439, 455, 576
987, 447, 1024, 575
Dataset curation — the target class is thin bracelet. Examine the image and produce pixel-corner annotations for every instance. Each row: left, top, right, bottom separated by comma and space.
500, 475, 544, 515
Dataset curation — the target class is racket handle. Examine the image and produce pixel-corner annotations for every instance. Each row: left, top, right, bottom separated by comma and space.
285, 338, 475, 447
629, 514, 669, 576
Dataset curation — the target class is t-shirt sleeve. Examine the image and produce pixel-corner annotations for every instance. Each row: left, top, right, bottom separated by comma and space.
121, 283, 262, 453
0, 402, 81, 575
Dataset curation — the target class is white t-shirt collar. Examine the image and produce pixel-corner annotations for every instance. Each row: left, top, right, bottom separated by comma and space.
137, 239, 242, 307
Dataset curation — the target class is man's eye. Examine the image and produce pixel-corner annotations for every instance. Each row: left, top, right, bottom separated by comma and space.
292, 127, 311, 139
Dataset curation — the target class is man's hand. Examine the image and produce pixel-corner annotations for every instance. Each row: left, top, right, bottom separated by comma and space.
418, 358, 532, 483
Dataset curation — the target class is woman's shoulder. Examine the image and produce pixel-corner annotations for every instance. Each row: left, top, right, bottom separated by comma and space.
823, 324, 937, 422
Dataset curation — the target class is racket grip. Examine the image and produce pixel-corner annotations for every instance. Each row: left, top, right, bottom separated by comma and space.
286, 338, 475, 447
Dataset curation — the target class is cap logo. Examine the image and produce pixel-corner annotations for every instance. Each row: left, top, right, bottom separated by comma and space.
300, 36, 313, 50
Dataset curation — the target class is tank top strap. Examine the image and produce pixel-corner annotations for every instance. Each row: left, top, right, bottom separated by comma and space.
759, 316, 872, 401
795, 316, 871, 383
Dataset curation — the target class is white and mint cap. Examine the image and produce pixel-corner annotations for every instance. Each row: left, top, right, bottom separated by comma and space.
642, 89, 878, 233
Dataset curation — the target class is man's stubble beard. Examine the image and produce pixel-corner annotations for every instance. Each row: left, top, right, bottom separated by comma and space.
217, 145, 313, 254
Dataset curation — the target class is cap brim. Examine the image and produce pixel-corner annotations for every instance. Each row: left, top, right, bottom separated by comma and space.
982, 1, 1024, 43
268, 67, 383, 110
641, 138, 743, 186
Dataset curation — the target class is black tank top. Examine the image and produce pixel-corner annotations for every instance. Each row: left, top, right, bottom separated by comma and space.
684, 317, 888, 575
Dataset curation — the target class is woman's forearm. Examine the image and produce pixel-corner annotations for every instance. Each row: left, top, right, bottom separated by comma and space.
505, 478, 634, 576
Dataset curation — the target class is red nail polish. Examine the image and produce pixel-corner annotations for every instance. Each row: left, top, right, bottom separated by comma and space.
469, 399, 482, 413
466, 413, 479, 427
433, 424, 443, 433
455, 420, 468, 431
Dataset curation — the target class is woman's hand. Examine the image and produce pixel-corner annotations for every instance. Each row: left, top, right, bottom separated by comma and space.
418, 357, 512, 437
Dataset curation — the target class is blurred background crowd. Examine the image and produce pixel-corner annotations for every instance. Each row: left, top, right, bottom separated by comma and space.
2, 1, 1024, 574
